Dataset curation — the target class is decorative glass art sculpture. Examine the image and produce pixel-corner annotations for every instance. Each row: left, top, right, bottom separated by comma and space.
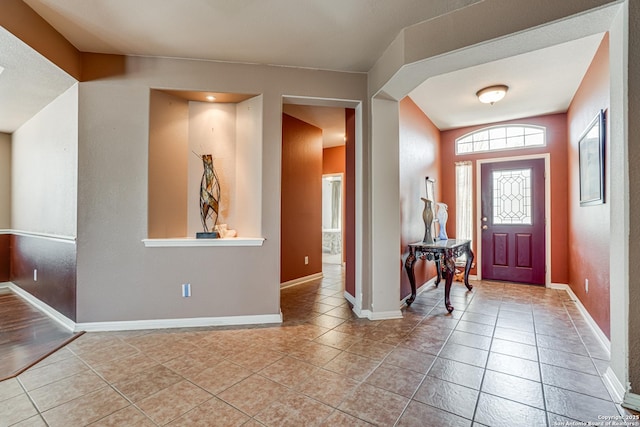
196, 154, 220, 238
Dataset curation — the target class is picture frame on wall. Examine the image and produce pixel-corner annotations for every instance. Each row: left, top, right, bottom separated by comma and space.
579, 109, 605, 206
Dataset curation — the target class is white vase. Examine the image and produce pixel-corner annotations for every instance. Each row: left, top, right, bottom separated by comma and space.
436, 203, 448, 240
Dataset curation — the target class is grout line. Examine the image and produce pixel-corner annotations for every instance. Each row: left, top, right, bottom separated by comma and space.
531, 294, 551, 427
469, 282, 501, 425
16, 376, 50, 426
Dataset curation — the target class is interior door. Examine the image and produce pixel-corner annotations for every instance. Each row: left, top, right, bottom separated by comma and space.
481, 159, 545, 285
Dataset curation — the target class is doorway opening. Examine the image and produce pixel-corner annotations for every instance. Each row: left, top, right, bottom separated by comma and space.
476, 154, 551, 286
280, 96, 361, 314
322, 173, 343, 265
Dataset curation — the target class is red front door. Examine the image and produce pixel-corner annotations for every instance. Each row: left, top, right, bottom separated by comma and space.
481, 159, 546, 285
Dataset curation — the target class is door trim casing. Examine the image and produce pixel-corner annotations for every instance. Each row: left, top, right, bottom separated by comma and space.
475, 153, 551, 286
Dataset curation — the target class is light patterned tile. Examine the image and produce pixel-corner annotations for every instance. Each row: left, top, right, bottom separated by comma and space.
29, 370, 108, 412
19, 355, 89, 391
136, 380, 212, 425
218, 374, 289, 416
190, 360, 251, 394
0, 377, 24, 402
255, 391, 334, 427
166, 397, 249, 426
41, 386, 129, 427
88, 405, 155, 426
338, 383, 409, 426
0, 393, 38, 426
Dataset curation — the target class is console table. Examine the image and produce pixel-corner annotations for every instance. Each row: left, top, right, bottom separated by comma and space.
404, 239, 474, 313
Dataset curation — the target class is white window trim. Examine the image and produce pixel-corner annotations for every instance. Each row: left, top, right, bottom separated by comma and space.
456, 124, 546, 155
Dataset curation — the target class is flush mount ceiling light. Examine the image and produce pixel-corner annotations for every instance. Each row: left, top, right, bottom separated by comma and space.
0, 65, 4, 76
206, 95, 216, 102
476, 84, 509, 105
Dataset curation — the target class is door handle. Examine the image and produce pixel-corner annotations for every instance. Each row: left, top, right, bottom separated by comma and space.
482, 217, 488, 222
482, 225, 488, 230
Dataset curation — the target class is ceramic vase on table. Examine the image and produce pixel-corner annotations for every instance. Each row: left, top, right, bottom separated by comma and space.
421, 198, 434, 243
436, 202, 449, 240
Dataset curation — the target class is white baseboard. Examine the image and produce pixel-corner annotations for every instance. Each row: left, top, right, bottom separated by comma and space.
76, 312, 283, 332
343, 290, 356, 307
1, 281, 283, 333
548, 282, 610, 354
623, 391, 640, 412
280, 272, 323, 289
604, 366, 627, 404
360, 309, 403, 320
1, 282, 76, 332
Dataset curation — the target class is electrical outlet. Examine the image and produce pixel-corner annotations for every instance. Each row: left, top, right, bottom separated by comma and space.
33, 269, 37, 281
304, 256, 309, 265
585, 278, 589, 293
182, 283, 191, 297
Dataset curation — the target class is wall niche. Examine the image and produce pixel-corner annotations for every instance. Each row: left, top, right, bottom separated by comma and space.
148, 89, 262, 240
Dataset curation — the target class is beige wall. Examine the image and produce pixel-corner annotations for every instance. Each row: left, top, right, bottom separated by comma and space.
187, 101, 237, 235
75, 57, 367, 322
148, 90, 189, 238
12, 84, 78, 237
0, 133, 10, 228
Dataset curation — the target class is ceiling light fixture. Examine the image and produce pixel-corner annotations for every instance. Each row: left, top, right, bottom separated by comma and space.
476, 84, 508, 105
206, 95, 216, 102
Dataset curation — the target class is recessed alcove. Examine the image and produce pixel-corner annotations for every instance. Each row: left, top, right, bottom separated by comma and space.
147, 89, 263, 246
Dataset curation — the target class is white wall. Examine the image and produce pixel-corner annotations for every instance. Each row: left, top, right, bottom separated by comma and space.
12, 84, 78, 237
0, 132, 10, 228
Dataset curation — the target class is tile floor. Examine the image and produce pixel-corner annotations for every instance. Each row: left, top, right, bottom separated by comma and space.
1, 264, 637, 426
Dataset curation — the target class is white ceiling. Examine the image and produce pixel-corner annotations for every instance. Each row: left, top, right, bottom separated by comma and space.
409, 33, 605, 130
0, 26, 76, 134
0, 1, 605, 135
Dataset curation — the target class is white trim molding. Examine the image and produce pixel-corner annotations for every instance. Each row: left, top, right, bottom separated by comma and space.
550, 283, 611, 354
280, 272, 323, 289
0, 229, 76, 243
76, 312, 283, 332
623, 392, 640, 413
344, 290, 357, 307
1, 282, 75, 331
362, 309, 403, 321
603, 366, 627, 404
1, 282, 283, 333
142, 237, 265, 247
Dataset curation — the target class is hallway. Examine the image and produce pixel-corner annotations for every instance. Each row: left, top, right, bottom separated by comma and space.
0, 264, 635, 426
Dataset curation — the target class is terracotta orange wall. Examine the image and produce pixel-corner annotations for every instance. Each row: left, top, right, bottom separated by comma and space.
567, 34, 610, 337
323, 146, 345, 175
281, 114, 323, 283
440, 113, 569, 284
399, 97, 440, 299
323, 145, 346, 263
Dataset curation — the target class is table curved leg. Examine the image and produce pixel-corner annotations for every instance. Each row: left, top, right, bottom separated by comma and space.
464, 246, 475, 291
434, 257, 441, 287
404, 249, 417, 306
444, 255, 456, 313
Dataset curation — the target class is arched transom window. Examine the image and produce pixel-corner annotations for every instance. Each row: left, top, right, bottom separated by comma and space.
455, 125, 546, 155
